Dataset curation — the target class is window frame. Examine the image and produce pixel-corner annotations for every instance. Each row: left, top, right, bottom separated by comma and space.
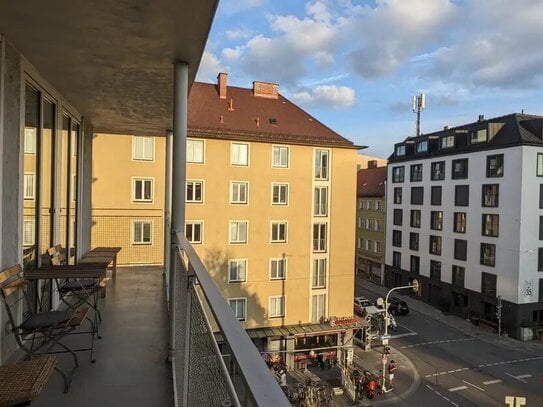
431, 186, 442, 206
270, 221, 288, 243
132, 220, 153, 245
271, 183, 289, 206
231, 142, 249, 166
409, 232, 419, 251
269, 296, 286, 318
187, 139, 205, 164
482, 184, 499, 207
185, 221, 203, 244
411, 186, 424, 205
538, 153, 543, 177
430, 260, 441, 280
393, 209, 403, 226
314, 149, 330, 180
429, 235, 442, 255
228, 259, 248, 283
392, 251, 401, 268
416, 141, 428, 153
392, 230, 402, 248
314, 186, 328, 216
452, 265, 465, 287
454, 212, 467, 233
228, 297, 247, 321
486, 154, 504, 178
441, 135, 455, 149
229, 220, 248, 244
452, 158, 469, 179
311, 293, 327, 323
272, 145, 289, 168
186, 180, 204, 203
132, 177, 154, 203
392, 166, 405, 183
393, 187, 402, 204
313, 223, 327, 252
455, 185, 469, 207
454, 239, 468, 261
482, 214, 499, 237
431, 161, 445, 181
132, 136, 155, 161
23, 173, 36, 200
312, 258, 327, 288
430, 211, 443, 231
410, 210, 421, 228
410, 164, 423, 182
480, 243, 496, 267
230, 181, 249, 205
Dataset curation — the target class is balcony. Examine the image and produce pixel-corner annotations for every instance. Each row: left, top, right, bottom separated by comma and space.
27, 232, 288, 406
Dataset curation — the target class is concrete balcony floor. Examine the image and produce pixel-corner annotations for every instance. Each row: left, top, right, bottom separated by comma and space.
33, 266, 173, 407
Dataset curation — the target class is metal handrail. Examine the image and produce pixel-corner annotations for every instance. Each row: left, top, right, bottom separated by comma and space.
174, 231, 290, 407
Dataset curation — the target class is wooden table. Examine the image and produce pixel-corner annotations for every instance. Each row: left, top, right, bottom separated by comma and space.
25, 265, 107, 280
81, 247, 121, 276
0, 356, 56, 406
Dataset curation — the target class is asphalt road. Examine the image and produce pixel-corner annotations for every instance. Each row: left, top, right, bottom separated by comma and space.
356, 280, 543, 407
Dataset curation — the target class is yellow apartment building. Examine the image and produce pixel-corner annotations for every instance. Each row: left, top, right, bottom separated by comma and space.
92, 72, 361, 368
356, 166, 387, 284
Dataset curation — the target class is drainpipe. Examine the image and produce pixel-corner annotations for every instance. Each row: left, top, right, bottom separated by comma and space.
0, 34, 5, 268
164, 130, 172, 298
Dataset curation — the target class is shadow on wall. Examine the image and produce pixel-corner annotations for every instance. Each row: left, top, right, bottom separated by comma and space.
203, 246, 267, 328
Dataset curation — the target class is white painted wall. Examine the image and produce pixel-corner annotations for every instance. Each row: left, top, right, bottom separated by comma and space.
386, 146, 525, 303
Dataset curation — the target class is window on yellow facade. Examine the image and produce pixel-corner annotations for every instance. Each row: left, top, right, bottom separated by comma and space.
231, 142, 249, 166
228, 259, 247, 282
133, 178, 153, 202
185, 221, 203, 244
311, 294, 326, 323
272, 183, 289, 205
272, 145, 289, 168
269, 296, 285, 318
228, 298, 247, 321
132, 136, 154, 161
312, 258, 326, 288
186, 181, 203, 203
133, 221, 152, 245
270, 258, 287, 280
187, 139, 205, 163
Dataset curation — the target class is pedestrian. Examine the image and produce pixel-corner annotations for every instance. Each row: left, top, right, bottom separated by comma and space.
388, 360, 396, 388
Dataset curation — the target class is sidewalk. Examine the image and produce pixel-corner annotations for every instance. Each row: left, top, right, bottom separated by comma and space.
359, 276, 543, 356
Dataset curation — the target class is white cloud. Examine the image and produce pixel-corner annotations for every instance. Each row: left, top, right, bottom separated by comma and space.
305, 1, 332, 22
195, 51, 225, 83
291, 85, 355, 108
222, 47, 242, 62
225, 27, 253, 40
345, 0, 459, 78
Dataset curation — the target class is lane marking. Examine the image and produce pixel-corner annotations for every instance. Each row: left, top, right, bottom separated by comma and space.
449, 385, 468, 392
516, 374, 532, 379
424, 356, 543, 378
504, 371, 527, 383
401, 337, 474, 349
427, 384, 463, 406
462, 380, 485, 392
483, 379, 502, 385
390, 332, 418, 339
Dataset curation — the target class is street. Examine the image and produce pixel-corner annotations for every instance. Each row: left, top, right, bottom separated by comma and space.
356, 278, 543, 407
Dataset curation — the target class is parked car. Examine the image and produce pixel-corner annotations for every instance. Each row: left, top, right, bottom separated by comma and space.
388, 297, 409, 315
354, 296, 372, 315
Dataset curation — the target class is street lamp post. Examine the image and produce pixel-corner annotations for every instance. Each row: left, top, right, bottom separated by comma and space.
379, 280, 419, 392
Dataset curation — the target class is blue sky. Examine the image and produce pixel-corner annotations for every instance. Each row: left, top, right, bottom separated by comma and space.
197, 0, 543, 157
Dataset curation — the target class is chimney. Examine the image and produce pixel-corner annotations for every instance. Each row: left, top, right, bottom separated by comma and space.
444, 125, 449, 130
253, 81, 279, 99
368, 160, 377, 169
478, 114, 485, 122
217, 72, 228, 99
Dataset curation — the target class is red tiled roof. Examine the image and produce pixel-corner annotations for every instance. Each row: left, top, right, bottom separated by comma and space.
188, 82, 357, 148
357, 166, 387, 197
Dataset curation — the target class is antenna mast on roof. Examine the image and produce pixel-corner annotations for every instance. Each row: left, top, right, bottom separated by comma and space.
412, 93, 425, 137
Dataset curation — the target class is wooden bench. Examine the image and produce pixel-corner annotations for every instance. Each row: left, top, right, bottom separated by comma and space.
0, 356, 56, 406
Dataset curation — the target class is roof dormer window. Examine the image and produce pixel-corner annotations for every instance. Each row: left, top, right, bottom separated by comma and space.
471, 128, 487, 144
416, 141, 428, 153
441, 135, 455, 149
395, 145, 406, 156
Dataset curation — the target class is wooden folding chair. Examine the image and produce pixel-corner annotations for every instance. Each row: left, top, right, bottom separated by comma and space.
0, 265, 94, 393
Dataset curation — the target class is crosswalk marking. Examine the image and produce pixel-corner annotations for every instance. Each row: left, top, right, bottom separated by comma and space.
483, 379, 502, 385
462, 380, 485, 392
401, 337, 474, 349
449, 385, 468, 392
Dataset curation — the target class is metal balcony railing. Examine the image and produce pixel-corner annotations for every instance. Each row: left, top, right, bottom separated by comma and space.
169, 231, 290, 407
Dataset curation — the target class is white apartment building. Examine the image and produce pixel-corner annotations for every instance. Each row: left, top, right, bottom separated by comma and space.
385, 113, 543, 339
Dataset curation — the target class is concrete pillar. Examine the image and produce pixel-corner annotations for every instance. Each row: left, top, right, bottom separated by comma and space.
164, 130, 172, 298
